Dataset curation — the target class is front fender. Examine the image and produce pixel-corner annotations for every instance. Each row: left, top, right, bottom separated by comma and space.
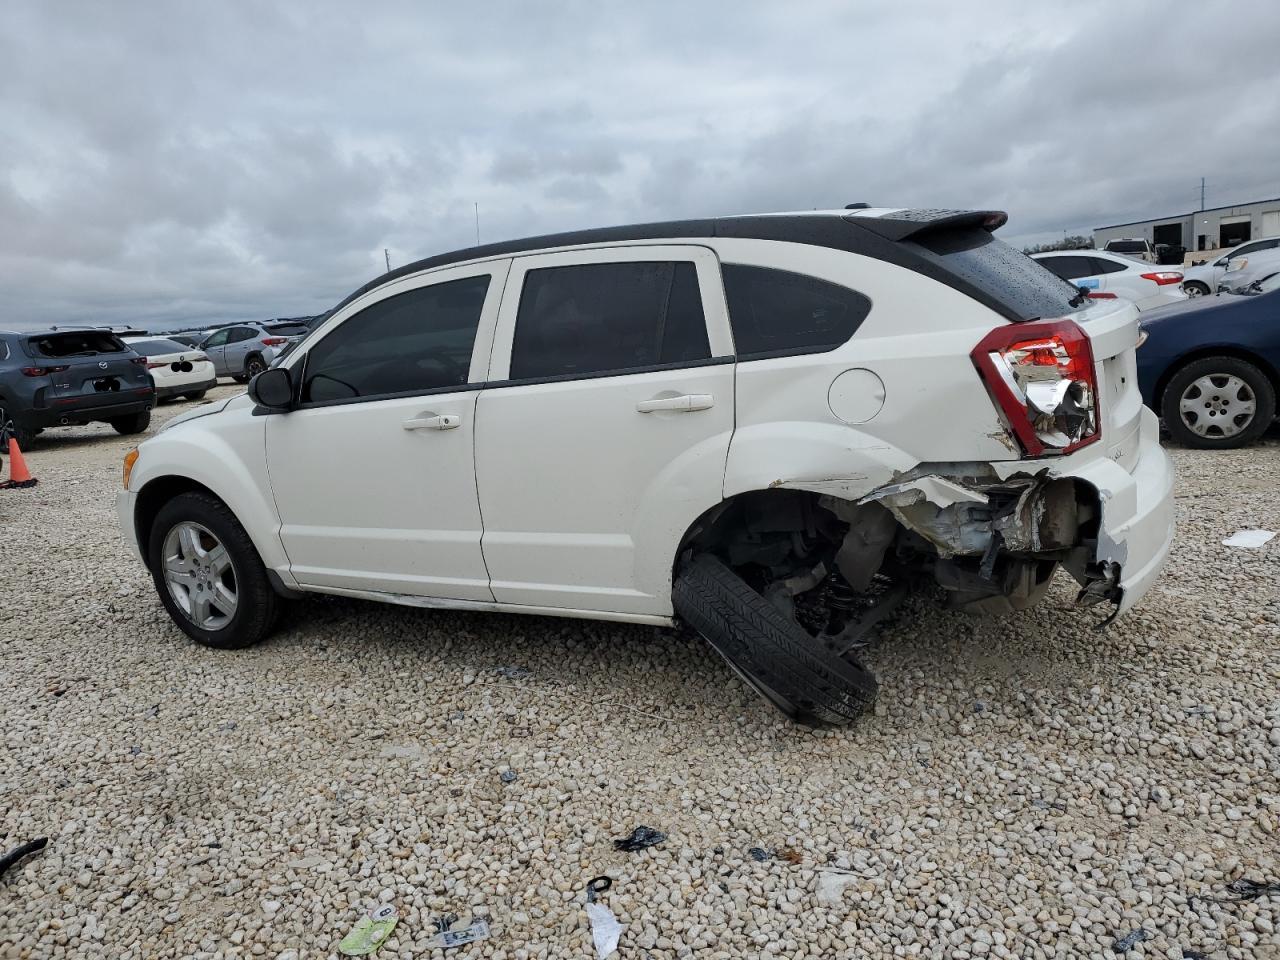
129, 408, 289, 575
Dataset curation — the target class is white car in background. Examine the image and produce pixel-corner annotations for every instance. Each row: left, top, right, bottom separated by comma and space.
1101, 238, 1157, 262
1180, 235, 1280, 296
1031, 250, 1185, 311
1211, 246, 1280, 295
123, 336, 217, 402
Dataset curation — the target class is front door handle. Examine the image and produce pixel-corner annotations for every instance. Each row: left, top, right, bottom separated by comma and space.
636, 394, 714, 413
402, 413, 462, 431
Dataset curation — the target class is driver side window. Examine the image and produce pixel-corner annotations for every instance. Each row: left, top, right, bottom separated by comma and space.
301, 275, 491, 404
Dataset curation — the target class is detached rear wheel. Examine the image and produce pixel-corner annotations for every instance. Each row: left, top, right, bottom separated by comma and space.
148, 492, 278, 649
673, 554, 878, 726
1162, 356, 1275, 449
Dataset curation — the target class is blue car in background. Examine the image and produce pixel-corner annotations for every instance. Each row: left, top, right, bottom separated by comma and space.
1136, 274, 1280, 448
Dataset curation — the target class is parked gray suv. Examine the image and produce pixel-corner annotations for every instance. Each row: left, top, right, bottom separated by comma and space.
200, 322, 308, 382
0, 328, 155, 447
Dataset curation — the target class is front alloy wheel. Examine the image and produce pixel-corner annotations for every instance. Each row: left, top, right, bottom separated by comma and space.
1178, 374, 1256, 441
162, 521, 238, 630
1162, 356, 1275, 449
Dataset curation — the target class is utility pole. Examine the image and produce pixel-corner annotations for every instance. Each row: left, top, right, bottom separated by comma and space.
474, 202, 480, 246
384, 248, 391, 273
1200, 177, 1205, 211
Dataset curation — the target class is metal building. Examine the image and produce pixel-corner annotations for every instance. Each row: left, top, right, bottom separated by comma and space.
1094, 196, 1280, 253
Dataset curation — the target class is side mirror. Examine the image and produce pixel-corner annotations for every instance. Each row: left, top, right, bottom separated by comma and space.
248, 366, 294, 411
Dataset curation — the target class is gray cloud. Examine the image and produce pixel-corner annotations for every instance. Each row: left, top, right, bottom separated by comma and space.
0, 0, 1273, 331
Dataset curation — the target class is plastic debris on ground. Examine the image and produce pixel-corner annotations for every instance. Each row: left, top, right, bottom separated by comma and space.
1222, 877, 1280, 901
0, 837, 48, 879
427, 917, 490, 949
1222, 529, 1275, 548
493, 665, 532, 679
815, 871, 857, 906
612, 826, 666, 852
1112, 928, 1151, 952
338, 904, 398, 956
500, 768, 518, 784
748, 847, 770, 862
585, 877, 623, 959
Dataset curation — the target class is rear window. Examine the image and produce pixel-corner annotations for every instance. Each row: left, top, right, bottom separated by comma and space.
722, 265, 871, 358
126, 338, 186, 355
265, 323, 310, 337
26, 331, 128, 358
1105, 240, 1147, 254
914, 229, 1084, 320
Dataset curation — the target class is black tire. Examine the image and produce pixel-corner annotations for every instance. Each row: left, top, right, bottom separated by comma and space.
1182, 281, 1210, 298
1161, 356, 1275, 449
232, 375, 249, 384
109, 411, 152, 435
673, 554, 878, 727
147, 492, 279, 649
243, 355, 267, 379
0, 402, 37, 449
183, 390, 207, 401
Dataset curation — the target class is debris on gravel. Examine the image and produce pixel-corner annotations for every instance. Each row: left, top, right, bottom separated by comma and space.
1, 390, 1278, 958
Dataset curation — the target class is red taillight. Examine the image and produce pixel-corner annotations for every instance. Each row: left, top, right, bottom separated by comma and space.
130, 356, 148, 366
147, 360, 168, 368
971, 318, 1101, 457
1086, 292, 1117, 299
261, 337, 287, 346
1141, 271, 1183, 286
19, 365, 69, 377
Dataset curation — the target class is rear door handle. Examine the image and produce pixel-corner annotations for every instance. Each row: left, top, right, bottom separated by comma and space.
636, 394, 714, 413
402, 413, 462, 431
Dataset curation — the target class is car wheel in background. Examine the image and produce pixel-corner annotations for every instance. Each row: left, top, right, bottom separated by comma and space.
1182, 281, 1210, 297
147, 492, 279, 649
244, 355, 267, 379
672, 553, 878, 727
183, 390, 207, 401
109, 411, 152, 435
0, 403, 38, 449
1162, 356, 1275, 449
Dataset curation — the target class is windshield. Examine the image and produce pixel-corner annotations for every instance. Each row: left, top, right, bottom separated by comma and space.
1105, 240, 1146, 254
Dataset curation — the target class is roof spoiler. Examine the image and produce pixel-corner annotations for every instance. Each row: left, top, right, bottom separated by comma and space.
847, 208, 1009, 242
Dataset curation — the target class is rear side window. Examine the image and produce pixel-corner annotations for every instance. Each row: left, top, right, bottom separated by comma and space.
227, 327, 257, 343
721, 265, 870, 359
1036, 256, 1093, 281
1088, 257, 1128, 276
915, 229, 1084, 319
302, 275, 490, 404
27, 332, 127, 358
510, 261, 710, 380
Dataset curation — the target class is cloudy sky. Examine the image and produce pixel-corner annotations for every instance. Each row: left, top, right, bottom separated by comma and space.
2, 1, 1277, 331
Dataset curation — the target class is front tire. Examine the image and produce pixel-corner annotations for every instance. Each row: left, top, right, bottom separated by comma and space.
1182, 281, 1210, 298
673, 554, 878, 726
147, 492, 279, 649
1162, 356, 1275, 449
110, 411, 152, 435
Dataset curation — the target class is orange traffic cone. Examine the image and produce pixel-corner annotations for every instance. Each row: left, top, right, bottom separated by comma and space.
2, 437, 37, 488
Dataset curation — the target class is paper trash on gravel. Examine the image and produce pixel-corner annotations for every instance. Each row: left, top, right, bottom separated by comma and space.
427, 918, 491, 949
1222, 529, 1275, 548
338, 904, 398, 956
586, 901, 623, 958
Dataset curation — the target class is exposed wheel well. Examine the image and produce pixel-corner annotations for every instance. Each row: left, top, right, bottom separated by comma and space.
133, 475, 221, 569
1154, 347, 1280, 410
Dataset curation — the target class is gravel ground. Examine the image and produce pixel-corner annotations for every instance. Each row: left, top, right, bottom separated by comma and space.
1, 384, 1278, 960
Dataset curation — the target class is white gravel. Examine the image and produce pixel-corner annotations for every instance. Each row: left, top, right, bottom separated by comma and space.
1, 385, 1278, 959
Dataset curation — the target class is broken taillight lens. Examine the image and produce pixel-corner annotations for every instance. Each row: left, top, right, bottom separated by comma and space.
971, 318, 1100, 457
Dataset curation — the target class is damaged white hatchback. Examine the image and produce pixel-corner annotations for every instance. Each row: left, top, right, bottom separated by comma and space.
118, 208, 1175, 725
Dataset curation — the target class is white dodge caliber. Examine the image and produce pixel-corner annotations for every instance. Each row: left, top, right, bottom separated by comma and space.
119, 208, 1176, 725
